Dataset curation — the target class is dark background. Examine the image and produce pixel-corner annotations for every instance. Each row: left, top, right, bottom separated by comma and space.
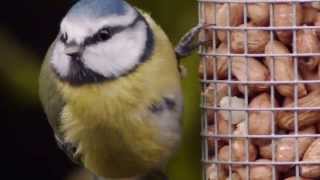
0, 1, 201, 179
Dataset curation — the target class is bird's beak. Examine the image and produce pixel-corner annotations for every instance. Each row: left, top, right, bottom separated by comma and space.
65, 45, 82, 57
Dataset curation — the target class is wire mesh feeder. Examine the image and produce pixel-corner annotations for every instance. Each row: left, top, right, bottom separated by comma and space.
198, 0, 320, 179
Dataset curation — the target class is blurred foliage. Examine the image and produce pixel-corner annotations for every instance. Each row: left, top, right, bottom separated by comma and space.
0, 30, 40, 105
0, 0, 201, 179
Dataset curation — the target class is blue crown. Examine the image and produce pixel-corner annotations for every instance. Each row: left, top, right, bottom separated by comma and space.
67, 0, 128, 19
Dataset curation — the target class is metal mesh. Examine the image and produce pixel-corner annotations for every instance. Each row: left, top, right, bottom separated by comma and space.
198, 1, 320, 179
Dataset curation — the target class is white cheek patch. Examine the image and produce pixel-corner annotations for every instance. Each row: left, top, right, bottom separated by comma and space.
82, 21, 147, 78
51, 42, 70, 77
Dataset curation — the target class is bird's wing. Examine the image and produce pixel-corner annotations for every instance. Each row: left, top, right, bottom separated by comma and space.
39, 41, 81, 164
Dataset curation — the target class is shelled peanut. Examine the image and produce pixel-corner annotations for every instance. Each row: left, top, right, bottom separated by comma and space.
274, 3, 303, 46
248, 93, 279, 146
199, 43, 229, 80
276, 126, 316, 172
264, 40, 307, 98
302, 5, 318, 25
201, 1, 320, 179
301, 138, 320, 178
218, 140, 257, 169
232, 56, 270, 95
285, 177, 313, 180
231, 22, 270, 53
216, 3, 243, 42
248, 3, 269, 26
226, 173, 241, 180
277, 90, 320, 130
207, 163, 226, 180
297, 29, 320, 71
203, 83, 239, 124
235, 159, 274, 180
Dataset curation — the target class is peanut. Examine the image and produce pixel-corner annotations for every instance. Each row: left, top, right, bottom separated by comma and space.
274, 3, 303, 46
232, 56, 270, 95
301, 138, 320, 178
236, 159, 274, 180
250, 159, 273, 180
206, 163, 226, 180
301, 68, 320, 93
315, 13, 320, 38
207, 124, 228, 156
276, 126, 316, 172
265, 40, 307, 98
283, 97, 293, 107
219, 96, 246, 125
203, 2, 217, 25
204, 83, 239, 124
285, 177, 313, 180
297, 29, 320, 71
249, 93, 279, 146
302, 6, 318, 25
259, 143, 273, 160
218, 140, 257, 168
199, 43, 228, 79
311, 2, 320, 10
216, 3, 244, 42
248, 3, 269, 26
231, 22, 269, 53
227, 172, 241, 180
278, 90, 320, 130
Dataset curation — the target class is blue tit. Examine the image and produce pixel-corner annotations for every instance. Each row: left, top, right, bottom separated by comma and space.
39, 0, 200, 179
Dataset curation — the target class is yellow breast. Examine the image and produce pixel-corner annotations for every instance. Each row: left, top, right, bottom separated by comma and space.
61, 101, 169, 178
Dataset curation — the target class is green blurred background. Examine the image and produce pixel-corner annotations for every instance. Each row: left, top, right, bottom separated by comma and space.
0, 0, 201, 179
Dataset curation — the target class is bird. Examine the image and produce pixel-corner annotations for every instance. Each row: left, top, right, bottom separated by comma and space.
39, 0, 200, 179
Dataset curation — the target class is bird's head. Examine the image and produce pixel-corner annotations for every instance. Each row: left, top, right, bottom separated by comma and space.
51, 0, 154, 85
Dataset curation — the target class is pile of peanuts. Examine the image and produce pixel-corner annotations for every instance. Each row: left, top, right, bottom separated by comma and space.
199, 2, 320, 180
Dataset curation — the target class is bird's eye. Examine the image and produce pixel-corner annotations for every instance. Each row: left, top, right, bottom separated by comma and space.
97, 28, 111, 41
60, 33, 68, 43
83, 28, 112, 45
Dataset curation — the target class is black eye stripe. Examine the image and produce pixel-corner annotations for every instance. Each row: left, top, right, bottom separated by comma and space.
83, 15, 143, 46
